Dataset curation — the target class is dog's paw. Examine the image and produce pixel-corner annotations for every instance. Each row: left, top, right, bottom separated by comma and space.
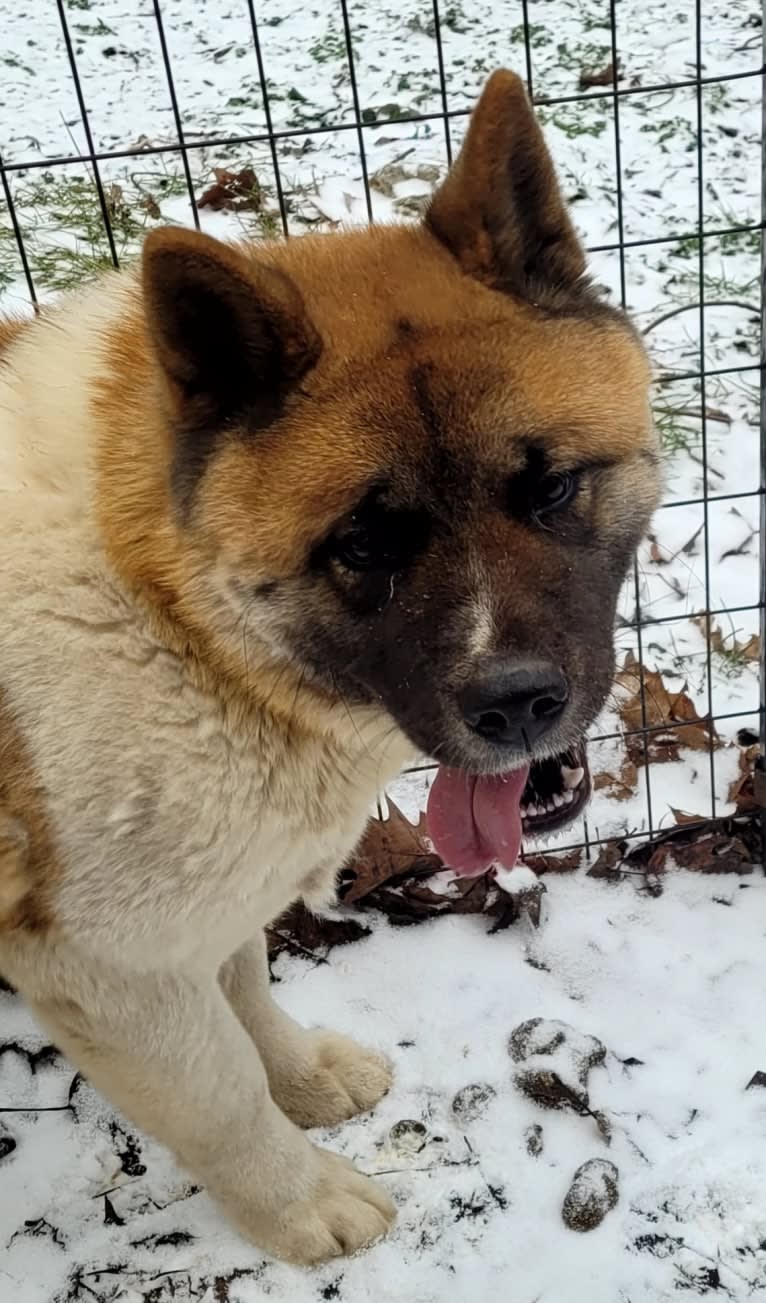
273, 1031, 393, 1129
248, 1148, 396, 1264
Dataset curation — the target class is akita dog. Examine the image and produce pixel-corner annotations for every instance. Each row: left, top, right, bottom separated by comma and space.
0, 71, 659, 1262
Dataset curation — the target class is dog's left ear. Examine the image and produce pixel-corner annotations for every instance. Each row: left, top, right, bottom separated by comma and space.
426, 69, 586, 301
142, 226, 321, 428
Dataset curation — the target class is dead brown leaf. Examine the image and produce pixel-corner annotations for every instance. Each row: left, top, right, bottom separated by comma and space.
593, 758, 638, 801
140, 194, 162, 220
646, 833, 753, 876
198, 167, 263, 212
266, 902, 370, 963
693, 615, 760, 663
342, 799, 443, 904
523, 848, 583, 875
728, 742, 761, 813
586, 841, 624, 881
491, 876, 547, 930
670, 807, 708, 826
579, 61, 622, 88
615, 657, 720, 764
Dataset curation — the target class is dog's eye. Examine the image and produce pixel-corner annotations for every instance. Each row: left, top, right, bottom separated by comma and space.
333, 527, 377, 571
532, 471, 576, 515
321, 495, 430, 578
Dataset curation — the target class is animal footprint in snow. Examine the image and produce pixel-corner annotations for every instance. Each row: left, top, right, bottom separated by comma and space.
562, 1158, 619, 1231
509, 1018, 607, 1120
452, 1083, 496, 1124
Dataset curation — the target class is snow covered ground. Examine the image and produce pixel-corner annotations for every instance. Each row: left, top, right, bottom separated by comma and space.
1, 1, 764, 1299
4, 874, 766, 1302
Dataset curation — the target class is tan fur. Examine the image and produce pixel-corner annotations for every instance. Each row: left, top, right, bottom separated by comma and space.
0, 71, 658, 1263
0, 315, 29, 357
0, 690, 58, 931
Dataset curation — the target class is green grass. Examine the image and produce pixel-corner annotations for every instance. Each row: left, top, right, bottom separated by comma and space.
654, 403, 700, 455
0, 224, 19, 293
0, 163, 284, 298
309, 27, 347, 65
538, 103, 609, 139
3, 173, 148, 293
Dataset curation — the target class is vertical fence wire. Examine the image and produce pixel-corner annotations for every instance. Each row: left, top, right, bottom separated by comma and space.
0, 156, 37, 306
520, 0, 535, 99
607, 0, 656, 845
245, 1, 290, 238
759, 11, 766, 863
339, 0, 373, 222
151, 0, 200, 229
431, 1, 453, 165
694, 0, 719, 821
55, 0, 119, 267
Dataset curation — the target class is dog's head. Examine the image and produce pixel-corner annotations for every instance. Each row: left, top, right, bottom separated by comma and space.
139, 71, 660, 872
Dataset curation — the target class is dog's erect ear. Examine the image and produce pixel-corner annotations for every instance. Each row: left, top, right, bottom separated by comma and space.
426, 69, 587, 301
142, 227, 321, 429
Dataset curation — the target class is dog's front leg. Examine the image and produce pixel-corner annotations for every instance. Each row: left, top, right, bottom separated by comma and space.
220, 932, 393, 1130
26, 961, 395, 1263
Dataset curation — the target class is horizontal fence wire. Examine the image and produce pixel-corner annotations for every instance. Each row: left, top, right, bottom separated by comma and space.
0, 0, 763, 865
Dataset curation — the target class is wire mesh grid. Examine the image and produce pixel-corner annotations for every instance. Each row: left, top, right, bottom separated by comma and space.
0, 0, 763, 866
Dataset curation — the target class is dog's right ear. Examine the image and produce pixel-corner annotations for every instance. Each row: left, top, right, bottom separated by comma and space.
426, 69, 587, 303
142, 227, 321, 431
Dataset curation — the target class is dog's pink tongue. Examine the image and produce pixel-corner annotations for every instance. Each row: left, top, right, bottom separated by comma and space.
426, 765, 530, 877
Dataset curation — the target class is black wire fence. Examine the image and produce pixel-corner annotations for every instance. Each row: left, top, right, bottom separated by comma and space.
0, 0, 763, 868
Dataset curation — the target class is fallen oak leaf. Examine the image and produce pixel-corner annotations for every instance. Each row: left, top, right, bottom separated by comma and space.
670, 807, 708, 826
198, 166, 263, 212
489, 882, 546, 931
522, 848, 582, 874
341, 799, 442, 904
615, 658, 720, 763
353, 882, 445, 924
586, 841, 625, 881
593, 758, 638, 800
266, 901, 370, 962
624, 816, 756, 876
682, 833, 753, 874
624, 717, 719, 764
728, 742, 761, 813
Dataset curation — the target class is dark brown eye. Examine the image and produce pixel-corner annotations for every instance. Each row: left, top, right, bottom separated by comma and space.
532, 470, 577, 515
333, 527, 376, 571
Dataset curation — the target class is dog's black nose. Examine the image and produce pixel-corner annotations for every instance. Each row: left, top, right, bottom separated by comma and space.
459, 661, 569, 748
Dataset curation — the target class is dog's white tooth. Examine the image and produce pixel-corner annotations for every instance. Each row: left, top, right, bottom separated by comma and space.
562, 789, 575, 804
562, 765, 584, 790
553, 793, 564, 808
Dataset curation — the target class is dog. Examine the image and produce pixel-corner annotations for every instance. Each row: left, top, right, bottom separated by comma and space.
0, 70, 660, 1263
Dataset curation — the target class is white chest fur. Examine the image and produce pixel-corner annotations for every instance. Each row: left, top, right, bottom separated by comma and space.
0, 518, 407, 968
